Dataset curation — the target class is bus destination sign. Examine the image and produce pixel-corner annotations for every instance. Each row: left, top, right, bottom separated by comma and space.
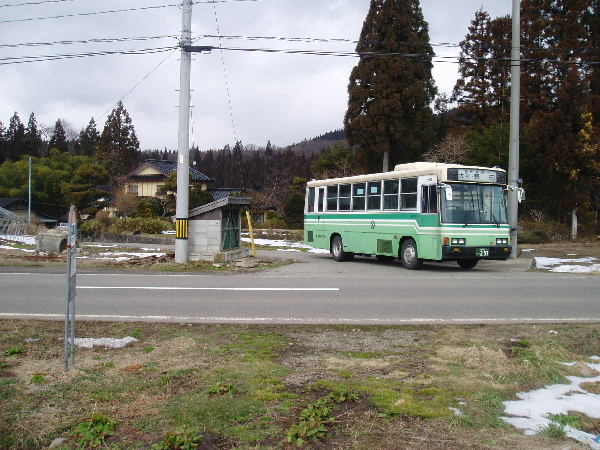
447, 168, 506, 183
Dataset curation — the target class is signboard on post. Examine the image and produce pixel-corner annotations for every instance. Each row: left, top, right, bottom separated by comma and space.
64, 206, 77, 370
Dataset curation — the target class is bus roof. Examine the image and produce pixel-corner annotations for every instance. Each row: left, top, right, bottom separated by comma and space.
307, 162, 507, 187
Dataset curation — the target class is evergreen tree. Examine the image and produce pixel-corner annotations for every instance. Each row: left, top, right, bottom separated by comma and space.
344, 0, 437, 172
24, 113, 43, 157
48, 119, 69, 153
265, 140, 273, 157
77, 118, 100, 156
96, 101, 140, 176
61, 163, 110, 215
452, 10, 511, 128
0, 120, 6, 164
5, 112, 26, 162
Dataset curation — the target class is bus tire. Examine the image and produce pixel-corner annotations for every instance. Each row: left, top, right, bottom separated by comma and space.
400, 239, 423, 270
331, 235, 353, 262
457, 259, 478, 269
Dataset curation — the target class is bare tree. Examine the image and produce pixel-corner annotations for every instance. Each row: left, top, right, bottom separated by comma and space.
422, 133, 468, 163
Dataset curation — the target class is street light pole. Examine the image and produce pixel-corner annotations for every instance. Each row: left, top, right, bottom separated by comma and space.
175, 0, 193, 263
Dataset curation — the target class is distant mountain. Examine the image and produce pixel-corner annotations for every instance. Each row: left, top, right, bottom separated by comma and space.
284, 129, 345, 155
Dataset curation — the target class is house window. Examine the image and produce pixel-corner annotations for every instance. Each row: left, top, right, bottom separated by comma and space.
129, 185, 138, 195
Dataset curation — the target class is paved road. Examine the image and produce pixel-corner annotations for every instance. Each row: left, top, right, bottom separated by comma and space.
1, 249, 599, 325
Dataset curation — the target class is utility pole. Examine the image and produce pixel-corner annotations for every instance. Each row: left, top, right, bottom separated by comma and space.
175, 0, 193, 263
508, 0, 521, 259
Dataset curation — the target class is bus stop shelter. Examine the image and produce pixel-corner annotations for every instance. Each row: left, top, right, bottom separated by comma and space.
187, 196, 251, 262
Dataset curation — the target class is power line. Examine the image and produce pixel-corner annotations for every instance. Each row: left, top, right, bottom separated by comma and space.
0, 46, 177, 66
98, 49, 178, 120
0, 4, 176, 24
0, 35, 176, 49
0, 0, 76, 7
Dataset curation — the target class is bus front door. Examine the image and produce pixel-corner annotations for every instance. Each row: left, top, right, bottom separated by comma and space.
417, 175, 441, 260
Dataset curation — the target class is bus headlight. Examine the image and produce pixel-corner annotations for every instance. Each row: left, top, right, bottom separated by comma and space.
496, 238, 509, 245
451, 238, 466, 245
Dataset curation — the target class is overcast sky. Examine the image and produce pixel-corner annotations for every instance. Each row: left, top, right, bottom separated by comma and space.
0, 0, 514, 151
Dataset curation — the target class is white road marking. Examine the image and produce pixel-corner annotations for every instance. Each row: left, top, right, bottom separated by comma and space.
1, 313, 598, 324
77, 287, 339, 291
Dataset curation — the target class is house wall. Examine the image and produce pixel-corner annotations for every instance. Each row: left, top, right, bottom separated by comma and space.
128, 179, 208, 198
128, 180, 163, 197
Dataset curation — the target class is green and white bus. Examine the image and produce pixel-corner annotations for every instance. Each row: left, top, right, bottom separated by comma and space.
304, 162, 513, 270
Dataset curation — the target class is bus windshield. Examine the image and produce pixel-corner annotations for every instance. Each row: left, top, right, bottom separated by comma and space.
440, 183, 508, 225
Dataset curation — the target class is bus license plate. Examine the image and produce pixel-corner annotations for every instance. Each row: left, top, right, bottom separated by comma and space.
476, 248, 489, 257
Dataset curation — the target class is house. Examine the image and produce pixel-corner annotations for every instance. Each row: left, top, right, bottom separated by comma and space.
0, 198, 58, 228
124, 159, 215, 198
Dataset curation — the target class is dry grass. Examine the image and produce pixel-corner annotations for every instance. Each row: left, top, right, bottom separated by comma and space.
1, 320, 600, 449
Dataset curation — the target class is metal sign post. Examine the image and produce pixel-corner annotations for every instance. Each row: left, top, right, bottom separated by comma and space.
64, 206, 77, 370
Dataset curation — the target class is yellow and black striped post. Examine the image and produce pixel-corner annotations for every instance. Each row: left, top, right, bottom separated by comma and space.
175, 218, 189, 240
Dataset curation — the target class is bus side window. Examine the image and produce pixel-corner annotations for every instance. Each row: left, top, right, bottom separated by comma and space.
327, 185, 338, 211
307, 187, 315, 213
401, 178, 418, 210
421, 185, 438, 214
339, 184, 351, 211
352, 183, 366, 211
383, 179, 399, 210
367, 181, 381, 210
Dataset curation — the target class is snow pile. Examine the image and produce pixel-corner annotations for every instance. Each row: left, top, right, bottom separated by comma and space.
502, 356, 600, 448
241, 236, 329, 254
84, 251, 166, 262
534, 256, 600, 273
0, 234, 36, 246
70, 337, 138, 349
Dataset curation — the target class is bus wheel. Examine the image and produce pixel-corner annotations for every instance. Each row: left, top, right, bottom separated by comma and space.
457, 259, 478, 269
331, 235, 352, 262
400, 239, 423, 270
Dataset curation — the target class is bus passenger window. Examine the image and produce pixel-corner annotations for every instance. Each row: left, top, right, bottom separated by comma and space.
327, 186, 338, 211
339, 184, 351, 211
400, 178, 418, 210
352, 183, 366, 211
383, 179, 399, 210
367, 181, 381, 210
307, 187, 315, 212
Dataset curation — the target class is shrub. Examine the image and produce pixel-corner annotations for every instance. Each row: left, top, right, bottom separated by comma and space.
79, 219, 107, 237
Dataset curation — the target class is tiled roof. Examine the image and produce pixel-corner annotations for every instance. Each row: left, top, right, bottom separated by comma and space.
0, 198, 23, 209
209, 188, 245, 201
126, 160, 215, 182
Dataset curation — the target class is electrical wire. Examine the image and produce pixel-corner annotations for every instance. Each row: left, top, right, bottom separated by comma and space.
0, 46, 177, 66
0, 0, 76, 7
98, 48, 179, 120
0, 4, 176, 24
0, 35, 176, 49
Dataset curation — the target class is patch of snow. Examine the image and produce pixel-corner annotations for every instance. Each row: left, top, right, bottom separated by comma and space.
70, 337, 138, 349
0, 234, 36, 245
534, 256, 600, 273
502, 360, 600, 448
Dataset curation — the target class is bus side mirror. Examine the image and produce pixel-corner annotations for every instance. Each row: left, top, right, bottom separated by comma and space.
445, 186, 452, 201
518, 188, 525, 203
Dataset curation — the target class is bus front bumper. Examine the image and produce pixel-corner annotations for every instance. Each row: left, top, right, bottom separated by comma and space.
442, 246, 511, 260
